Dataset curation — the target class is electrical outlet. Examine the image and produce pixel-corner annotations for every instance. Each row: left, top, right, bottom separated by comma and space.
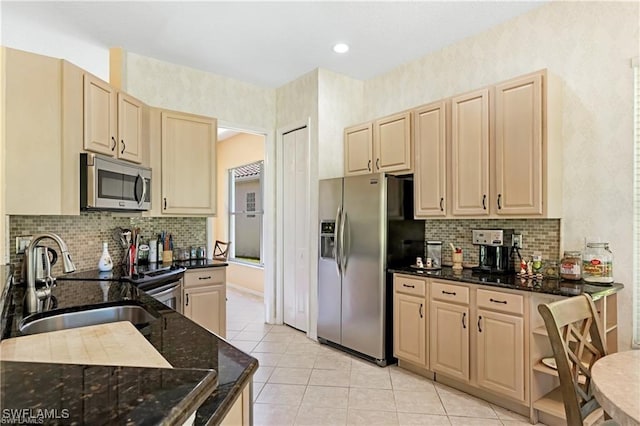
15, 236, 33, 254
512, 234, 523, 249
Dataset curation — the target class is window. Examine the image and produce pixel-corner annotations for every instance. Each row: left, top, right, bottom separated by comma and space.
246, 192, 256, 217
634, 57, 640, 347
228, 161, 263, 266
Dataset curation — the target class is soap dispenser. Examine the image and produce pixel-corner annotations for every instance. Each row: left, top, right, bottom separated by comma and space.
98, 242, 113, 272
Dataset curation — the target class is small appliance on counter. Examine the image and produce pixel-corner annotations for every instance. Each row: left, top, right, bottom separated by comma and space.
472, 229, 514, 274
426, 241, 442, 269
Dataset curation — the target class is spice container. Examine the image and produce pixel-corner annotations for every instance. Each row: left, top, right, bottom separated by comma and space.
582, 241, 613, 283
543, 260, 560, 279
560, 251, 582, 280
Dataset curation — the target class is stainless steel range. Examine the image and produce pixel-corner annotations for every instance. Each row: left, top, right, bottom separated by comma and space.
129, 265, 185, 314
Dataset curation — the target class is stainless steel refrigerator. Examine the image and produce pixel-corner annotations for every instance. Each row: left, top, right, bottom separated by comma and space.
317, 174, 424, 366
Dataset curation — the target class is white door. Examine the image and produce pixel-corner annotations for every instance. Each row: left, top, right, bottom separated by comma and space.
283, 126, 309, 332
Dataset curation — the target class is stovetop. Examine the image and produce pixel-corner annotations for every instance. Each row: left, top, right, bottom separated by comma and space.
57, 264, 186, 290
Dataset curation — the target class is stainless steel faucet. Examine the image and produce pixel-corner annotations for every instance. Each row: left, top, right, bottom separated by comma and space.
24, 232, 76, 314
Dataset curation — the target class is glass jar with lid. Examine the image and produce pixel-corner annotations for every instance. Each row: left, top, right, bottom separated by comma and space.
560, 251, 582, 281
582, 242, 613, 283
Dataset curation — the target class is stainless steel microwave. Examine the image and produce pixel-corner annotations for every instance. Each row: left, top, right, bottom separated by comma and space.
80, 153, 151, 211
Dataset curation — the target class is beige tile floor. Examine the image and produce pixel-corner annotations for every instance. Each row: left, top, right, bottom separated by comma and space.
226, 287, 538, 426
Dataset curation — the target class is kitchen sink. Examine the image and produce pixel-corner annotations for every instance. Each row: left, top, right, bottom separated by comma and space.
19, 303, 159, 335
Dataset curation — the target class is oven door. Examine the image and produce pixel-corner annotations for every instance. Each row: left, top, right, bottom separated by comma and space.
146, 279, 183, 314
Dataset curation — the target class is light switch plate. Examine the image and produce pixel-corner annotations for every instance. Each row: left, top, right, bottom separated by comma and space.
15, 236, 33, 254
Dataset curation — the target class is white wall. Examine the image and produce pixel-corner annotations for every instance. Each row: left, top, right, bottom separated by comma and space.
318, 69, 365, 179
363, 1, 640, 350
1, 5, 109, 80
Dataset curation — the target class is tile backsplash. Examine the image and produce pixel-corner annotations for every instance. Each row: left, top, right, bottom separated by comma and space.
9, 212, 206, 279
425, 219, 561, 267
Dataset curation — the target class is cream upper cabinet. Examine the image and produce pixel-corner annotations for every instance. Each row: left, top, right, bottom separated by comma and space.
84, 73, 117, 156
414, 101, 448, 217
451, 88, 490, 216
393, 275, 428, 368
83, 74, 144, 163
373, 111, 412, 173
3, 48, 66, 215
494, 71, 561, 217
344, 123, 373, 176
116, 92, 144, 163
161, 110, 217, 215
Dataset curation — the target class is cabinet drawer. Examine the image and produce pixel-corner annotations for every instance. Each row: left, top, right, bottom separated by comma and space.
185, 268, 225, 288
431, 281, 469, 304
477, 289, 523, 315
394, 275, 426, 297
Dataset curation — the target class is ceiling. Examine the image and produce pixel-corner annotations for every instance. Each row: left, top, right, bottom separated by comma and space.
1, 1, 546, 89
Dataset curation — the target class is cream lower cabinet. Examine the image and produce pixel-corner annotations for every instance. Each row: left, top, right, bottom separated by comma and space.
430, 280, 470, 382
183, 267, 226, 338
161, 110, 217, 215
476, 289, 525, 402
220, 381, 251, 426
393, 275, 428, 368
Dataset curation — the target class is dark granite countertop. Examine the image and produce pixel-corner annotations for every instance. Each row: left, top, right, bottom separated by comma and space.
0, 278, 257, 425
389, 266, 624, 300
173, 259, 228, 269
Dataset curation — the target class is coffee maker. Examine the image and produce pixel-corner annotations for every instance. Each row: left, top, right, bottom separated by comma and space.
472, 229, 514, 274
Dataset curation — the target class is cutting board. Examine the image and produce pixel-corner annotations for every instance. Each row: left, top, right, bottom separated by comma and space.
0, 321, 172, 368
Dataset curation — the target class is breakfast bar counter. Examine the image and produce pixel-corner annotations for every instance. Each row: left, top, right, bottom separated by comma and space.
0, 274, 257, 425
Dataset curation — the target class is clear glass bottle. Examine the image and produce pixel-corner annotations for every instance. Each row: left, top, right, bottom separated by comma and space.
582, 242, 613, 283
560, 251, 582, 281
98, 242, 113, 272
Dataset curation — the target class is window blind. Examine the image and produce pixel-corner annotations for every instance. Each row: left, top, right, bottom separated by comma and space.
633, 57, 640, 348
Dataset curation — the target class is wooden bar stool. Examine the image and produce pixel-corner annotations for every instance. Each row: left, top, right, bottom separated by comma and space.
213, 240, 231, 261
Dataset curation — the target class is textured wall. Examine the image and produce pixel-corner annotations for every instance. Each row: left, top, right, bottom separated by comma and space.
124, 52, 276, 131
317, 69, 365, 179
364, 1, 639, 349
9, 213, 206, 279
424, 219, 560, 269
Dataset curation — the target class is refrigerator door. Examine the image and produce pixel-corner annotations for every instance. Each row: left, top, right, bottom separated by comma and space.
341, 174, 386, 360
317, 178, 343, 344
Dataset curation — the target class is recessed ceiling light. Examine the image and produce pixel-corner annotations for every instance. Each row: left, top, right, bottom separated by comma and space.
333, 43, 349, 54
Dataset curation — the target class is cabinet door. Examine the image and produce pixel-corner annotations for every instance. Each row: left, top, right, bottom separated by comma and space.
161, 111, 217, 215
117, 92, 143, 164
184, 285, 226, 337
374, 111, 411, 173
84, 73, 116, 156
4, 48, 64, 215
476, 309, 524, 401
344, 123, 373, 176
451, 88, 490, 216
394, 293, 427, 367
430, 300, 469, 382
494, 73, 543, 215
414, 101, 447, 217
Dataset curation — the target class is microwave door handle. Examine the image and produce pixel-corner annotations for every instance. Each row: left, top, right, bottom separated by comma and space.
135, 173, 146, 206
